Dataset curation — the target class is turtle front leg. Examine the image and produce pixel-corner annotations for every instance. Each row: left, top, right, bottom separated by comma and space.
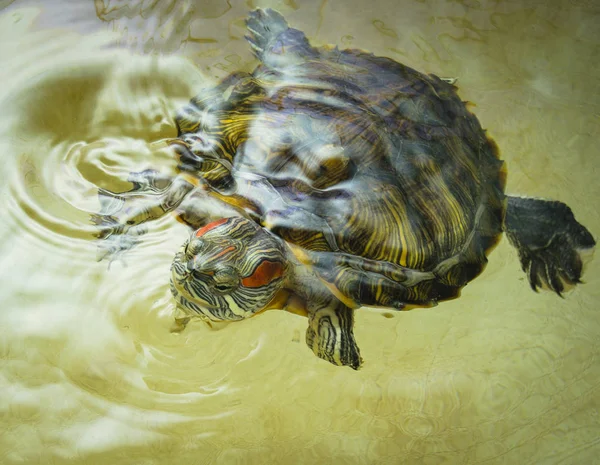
306, 300, 362, 370
92, 170, 195, 262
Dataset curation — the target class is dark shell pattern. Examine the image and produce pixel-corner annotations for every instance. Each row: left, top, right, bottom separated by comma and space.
172, 11, 507, 310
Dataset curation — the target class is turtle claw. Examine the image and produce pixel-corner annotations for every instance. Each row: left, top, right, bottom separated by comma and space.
170, 316, 192, 333
92, 193, 149, 264
245, 8, 290, 57
92, 171, 195, 263
505, 196, 595, 294
244, 8, 315, 66
440, 77, 458, 85
92, 214, 146, 265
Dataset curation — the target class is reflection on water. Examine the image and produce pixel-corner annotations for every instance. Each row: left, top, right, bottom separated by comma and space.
1, 1, 599, 464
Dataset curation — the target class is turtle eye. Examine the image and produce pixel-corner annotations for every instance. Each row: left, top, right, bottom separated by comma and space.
214, 283, 234, 293
212, 266, 239, 294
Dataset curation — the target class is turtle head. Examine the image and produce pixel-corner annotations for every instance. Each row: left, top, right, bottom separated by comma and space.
170, 217, 289, 321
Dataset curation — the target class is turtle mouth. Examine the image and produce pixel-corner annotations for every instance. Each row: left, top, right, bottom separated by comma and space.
170, 276, 223, 318
170, 249, 241, 322
170, 248, 218, 316
174, 269, 216, 306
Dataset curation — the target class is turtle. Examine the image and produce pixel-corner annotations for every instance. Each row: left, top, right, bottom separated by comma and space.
94, 8, 595, 369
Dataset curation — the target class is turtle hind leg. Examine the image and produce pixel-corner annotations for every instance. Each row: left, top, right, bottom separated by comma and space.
505, 196, 595, 295
245, 8, 315, 65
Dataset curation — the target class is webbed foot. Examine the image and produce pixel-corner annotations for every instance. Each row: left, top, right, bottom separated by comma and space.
92, 170, 194, 263
244, 8, 315, 66
245, 8, 291, 57
505, 196, 595, 295
306, 302, 362, 369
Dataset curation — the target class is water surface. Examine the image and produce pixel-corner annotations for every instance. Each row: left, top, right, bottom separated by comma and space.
1, 1, 599, 464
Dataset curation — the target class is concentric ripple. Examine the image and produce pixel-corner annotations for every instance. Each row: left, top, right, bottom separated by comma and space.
0, 9, 275, 458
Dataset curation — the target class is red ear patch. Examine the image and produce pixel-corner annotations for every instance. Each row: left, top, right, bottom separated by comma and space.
241, 260, 284, 288
195, 218, 229, 237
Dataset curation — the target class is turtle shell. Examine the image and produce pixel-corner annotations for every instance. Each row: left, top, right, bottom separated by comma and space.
173, 17, 507, 310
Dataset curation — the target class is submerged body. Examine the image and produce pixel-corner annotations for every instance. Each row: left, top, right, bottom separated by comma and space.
95, 9, 595, 369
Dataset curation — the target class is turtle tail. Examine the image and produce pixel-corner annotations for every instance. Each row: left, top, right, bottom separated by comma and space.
245, 8, 316, 65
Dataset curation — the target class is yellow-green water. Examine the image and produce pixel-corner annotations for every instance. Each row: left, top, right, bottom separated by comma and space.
1, 1, 599, 464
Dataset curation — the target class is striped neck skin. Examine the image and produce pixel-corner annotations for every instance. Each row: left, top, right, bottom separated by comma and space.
170, 217, 289, 321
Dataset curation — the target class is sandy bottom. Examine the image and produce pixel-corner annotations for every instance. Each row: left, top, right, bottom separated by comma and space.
0, 0, 598, 464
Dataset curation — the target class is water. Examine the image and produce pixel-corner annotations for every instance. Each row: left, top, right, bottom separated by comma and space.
1, 1, 599, 464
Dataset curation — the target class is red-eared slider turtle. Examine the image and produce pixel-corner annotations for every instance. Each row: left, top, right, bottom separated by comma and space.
95, 8, 595, 369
